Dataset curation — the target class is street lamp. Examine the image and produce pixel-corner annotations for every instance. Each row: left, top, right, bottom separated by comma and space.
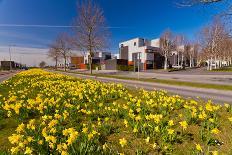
9, 45, 16, 71
137, 52, 141, 79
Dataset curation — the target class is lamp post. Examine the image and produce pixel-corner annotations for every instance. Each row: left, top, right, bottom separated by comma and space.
9, 45, 15, 71
137, 52, 141, 79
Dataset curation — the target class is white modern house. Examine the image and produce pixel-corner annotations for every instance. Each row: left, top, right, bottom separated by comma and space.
119, 38, 163, 70
84, 51, 112, 64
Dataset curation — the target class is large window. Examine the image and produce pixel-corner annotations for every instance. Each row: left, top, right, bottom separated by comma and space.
134, 42, 136, 46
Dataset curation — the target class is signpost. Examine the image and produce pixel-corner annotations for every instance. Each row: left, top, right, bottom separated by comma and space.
137, 52, 141, 79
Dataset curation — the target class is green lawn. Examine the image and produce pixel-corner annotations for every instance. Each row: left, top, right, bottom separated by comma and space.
212, 67, 232, 72
0, 70, 232, 154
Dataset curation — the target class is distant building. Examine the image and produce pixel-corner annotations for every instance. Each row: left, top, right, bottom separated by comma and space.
119, 38, 163, 70
84, 51, 112, 65
111, 53, 119, 59
103, 59, 128, 70
70, 56, 86, 69
69, 51, 112, 69
0, 61, 22, 70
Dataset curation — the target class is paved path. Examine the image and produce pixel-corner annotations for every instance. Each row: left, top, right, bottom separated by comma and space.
51, 70, 232, 104
0, 72, 16, 83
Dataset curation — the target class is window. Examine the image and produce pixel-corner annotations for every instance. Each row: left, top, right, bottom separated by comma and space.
134, 42, 137, 46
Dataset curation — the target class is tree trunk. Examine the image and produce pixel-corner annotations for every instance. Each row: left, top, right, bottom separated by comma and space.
192, 58, 194, 67
214, 56, 217, 69
55, 58, 58, 70
89, 56, 93, 74
190, 55, 192, 68
181, 53, 184, 68
164, 54, 168, 70
64, 57, 67, 71
178, 51, 180, 67
210, 57, 213, 71
207, 59, 210, 70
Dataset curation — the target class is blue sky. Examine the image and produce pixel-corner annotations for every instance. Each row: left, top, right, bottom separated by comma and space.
0, 0, 227, 54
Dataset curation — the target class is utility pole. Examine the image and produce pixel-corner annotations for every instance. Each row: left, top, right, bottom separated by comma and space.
9, 46, 12, 71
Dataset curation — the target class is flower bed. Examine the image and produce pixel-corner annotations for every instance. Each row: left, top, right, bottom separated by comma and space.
0, 69, 231, 154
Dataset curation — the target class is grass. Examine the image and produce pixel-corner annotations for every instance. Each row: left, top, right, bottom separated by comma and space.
0, 71, 232, 154
212, 67, 232, 72
53, 69, 232, 91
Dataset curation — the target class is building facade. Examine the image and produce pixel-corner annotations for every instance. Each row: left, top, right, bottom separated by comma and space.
119, 38, 164, 70
84, 51, 112, 65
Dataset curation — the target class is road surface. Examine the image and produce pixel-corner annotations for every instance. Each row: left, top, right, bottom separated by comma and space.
51, 70, 232, 104
0, 72, 16, 83
70, 68, 232, 86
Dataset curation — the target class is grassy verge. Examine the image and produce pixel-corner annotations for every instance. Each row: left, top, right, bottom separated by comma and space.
0, 69, 232, 154
212, 67, 232, 72
53, 69, 232, 91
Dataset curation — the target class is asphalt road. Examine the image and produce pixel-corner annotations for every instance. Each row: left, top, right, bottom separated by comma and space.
52, 71, 232, 104
0, 73, 15, 83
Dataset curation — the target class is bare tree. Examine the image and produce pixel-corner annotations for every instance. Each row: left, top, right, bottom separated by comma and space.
178, 0, 223, 6
174, 34, 186, 67
53, 33, 72, 71
178, 0, 232, 16
73, 0, 109, 74
39, 61, 46, 68
185, 43, 199, 67
160, 30, 174, 70
198, 18, 229, 70
48, 47, 61, 70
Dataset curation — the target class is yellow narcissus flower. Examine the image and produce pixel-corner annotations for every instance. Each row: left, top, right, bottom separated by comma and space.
209, 118, 215, 123
10, 146, 19, 154
153, 142, 157, 149
119, 138, 127, 147
56, 144, 63, 152
179, 121, 188, 130
205, 103, 213, 112
145, 137, 150, 143
7, 111, 12, 117
82, 127, 88, 133
224, 103, 230, 108
27, 136, 34, 142
16, 123, 25, 133
168, 120, 174, 126
8, 134, 22, 144
38, 140, 43, 145
211, 128, 220, 135
135, 115, 141, 121
103, 143, 107, 151
133, 127, 138, 133
212, 151, 218, 155
195, 144, 202, 152
228, 117, 232, 122
155, 126, 159, 132
88, 133, 94, 140
198, 111, 207, 120
24, 147, 33, 154
167, 129, 175, 135
124, 119, 128, 127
